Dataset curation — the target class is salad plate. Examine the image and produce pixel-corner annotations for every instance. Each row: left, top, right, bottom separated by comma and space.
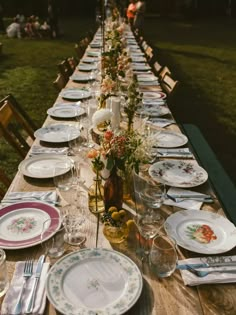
0, 201, 60, 249
137, 106, 170, 117
77, 64, 97, 72
165, 210, 236, 254
70, 73, 94, 82
46, 248, 143, 315
47, 105, 85, 118
34, 124, 80, 143
60, 89, 91, 100
86, 50, 101, 57
18, 154, 72, 178
153, 130, 188, 148
142, 91, 167, 99
149, 160, 208, 188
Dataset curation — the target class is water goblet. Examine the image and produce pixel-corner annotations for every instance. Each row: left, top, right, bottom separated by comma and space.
53, 161, 75, 191
41, 218, 65, 259
150, 234, 177, 278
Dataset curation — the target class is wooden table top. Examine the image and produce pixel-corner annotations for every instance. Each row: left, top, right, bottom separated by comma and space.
1, 28, 236, 315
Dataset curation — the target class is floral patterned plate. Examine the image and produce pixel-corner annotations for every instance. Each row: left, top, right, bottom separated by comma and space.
34, 124, 80, 143
46, 248, 143, 315
165, 210, 236, 254
0, 201, 61, 249
149, 160, 208, 188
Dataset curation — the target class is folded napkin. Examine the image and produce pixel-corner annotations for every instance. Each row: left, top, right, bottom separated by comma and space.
179, 257, 236, 286
1, 191, 58, 205
30, 146, 69, 156
147, 118, 175, 128
156, 148, 193, 158
164, 187, 203, 210
1, 261, 50, 315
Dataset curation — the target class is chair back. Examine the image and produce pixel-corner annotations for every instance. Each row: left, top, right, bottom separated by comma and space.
0, 99, 35, 157
53, 73, 67, 91
152, 61, 162, 75
57, 59, 73, 81
159, 66, 171, 81
161, 73, 179, 95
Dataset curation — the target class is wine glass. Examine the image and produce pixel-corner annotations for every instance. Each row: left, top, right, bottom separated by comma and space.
53, 161, 75, 192
133, 170, 166, 259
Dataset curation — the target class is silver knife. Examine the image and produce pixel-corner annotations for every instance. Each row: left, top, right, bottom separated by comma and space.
167, 193, 212, 199
177, 261, 236, 270
25, 255, 45, 314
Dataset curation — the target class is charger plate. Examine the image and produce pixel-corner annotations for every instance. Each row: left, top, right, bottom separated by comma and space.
46, 248, 143, 315
0, 201, 60, 249
165, 210, 236, 254
149, 160, 208, 188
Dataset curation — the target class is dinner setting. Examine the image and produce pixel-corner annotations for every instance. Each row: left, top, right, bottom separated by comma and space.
1, 1, 236, 315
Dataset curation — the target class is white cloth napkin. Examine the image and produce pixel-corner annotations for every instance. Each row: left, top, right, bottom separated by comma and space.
179, 257, 236, 286
1, 191, 58, 205
156, 148, 193, 158
1, 262, 50, 315
30, 146, 69, 156
164, 187, 203, 210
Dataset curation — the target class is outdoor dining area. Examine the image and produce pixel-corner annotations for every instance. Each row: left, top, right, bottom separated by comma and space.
1, 2, 236, 315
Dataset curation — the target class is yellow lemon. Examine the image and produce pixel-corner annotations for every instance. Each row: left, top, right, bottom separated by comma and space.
108, 206, 118, 213
111, 211, 120, 221
126, 219, 135, 230
118, 209, 126, 217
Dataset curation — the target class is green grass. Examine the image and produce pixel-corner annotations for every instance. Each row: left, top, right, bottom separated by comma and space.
0, 17, 96, 181
143, 17, 236, 184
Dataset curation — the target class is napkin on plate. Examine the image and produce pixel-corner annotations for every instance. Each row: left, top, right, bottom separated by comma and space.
178, 257, 236, 286
1, 191, 58, 205
156, 148, 193, 158
30, 146, 69, 156
1, 261, 50, 315
164, 187, 203, 210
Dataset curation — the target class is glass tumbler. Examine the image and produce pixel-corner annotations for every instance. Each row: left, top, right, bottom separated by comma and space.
150, 234, 177, 278
0, 249, 9, 297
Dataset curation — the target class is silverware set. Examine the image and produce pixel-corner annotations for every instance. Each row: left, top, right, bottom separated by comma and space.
167, 193, 214, 203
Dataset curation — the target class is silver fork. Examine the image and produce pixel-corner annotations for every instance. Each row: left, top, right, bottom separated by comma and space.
13, 259, 33, 315
186, 265, 236, 277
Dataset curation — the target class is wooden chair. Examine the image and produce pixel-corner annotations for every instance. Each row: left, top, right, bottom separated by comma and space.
161, 72, 179, 95
152, 61, 163, 75
0, 99, 35, 157
68, 56, 78, 72
74, 43, 84, 60
158, 66, 171, 81
0, 168, 11, 199
53, 73, 67, 91
57, 58, 74, 82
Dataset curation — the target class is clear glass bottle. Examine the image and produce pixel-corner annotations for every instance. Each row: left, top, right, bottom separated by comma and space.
88, 177, 105, 214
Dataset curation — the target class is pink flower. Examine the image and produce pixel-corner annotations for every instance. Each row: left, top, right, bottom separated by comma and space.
104, 130, 113, 141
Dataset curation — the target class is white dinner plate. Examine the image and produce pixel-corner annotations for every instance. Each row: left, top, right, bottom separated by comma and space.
77, 64, 97, 72
70, 74, 94, 82
60, 89, 91, 100
46, 248, 143, 315
47, 105, 85, 118
153, 130, 188, 148
86, 50, 101, 57
19, 154, 72, 178
165, 210, 236, 254
149, 160, 208, 188
131, 56, 146, 63
34, 124, 80, 143
137, 106, 170, 117
132, 64, 151, 71
142, 91, 167, 99
0, 201, 61, 249
137, 74, 158, 82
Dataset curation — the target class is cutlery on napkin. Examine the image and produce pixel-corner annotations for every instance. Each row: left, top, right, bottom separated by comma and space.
1, 191, 59, 205
178, 256, 236, 286
155, 148, 193, 158
147, 118, 175, 128
30, 146, 69, 156
164, 187, 211, 210
1, 261, 50, 315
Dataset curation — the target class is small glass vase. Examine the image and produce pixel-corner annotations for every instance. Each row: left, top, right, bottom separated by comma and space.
88, 176, 105, 214
104, 167, 123, 211
103, 224, 129, 244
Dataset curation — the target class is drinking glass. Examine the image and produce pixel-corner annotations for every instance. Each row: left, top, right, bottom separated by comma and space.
150, 234, 177, 277
0, 249, 9, 297
62, 189, 87, 246
53, 161, 75, 191
41, 218, 65, 258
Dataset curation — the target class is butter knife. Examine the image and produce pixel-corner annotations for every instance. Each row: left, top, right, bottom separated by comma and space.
177, 261, 236, 270
25, 255, 45, 314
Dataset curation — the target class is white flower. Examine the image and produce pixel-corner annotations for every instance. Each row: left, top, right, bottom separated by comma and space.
92, 109, 113, 128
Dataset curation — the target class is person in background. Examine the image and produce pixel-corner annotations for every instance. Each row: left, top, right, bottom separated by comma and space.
126, 0, 137, 27
24, 16, 35, 38
133, 0, 146, 32
0, 1, 5, 33
6, 17, 21, 38
48, 0, 59, 39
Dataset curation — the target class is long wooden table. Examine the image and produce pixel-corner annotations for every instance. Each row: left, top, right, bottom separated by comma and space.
1, 26, 236, 315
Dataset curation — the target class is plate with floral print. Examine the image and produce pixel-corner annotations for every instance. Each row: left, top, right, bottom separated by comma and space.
165, 210, 236, 254
149, 160, 208, 188
0, 201, 61, 249
46, 248, 143, 315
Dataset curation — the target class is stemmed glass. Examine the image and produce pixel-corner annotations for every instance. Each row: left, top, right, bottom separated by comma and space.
133, 170, 166, 260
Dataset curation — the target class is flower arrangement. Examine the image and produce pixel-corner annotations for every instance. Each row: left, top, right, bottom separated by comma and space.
124, 75, 143, 132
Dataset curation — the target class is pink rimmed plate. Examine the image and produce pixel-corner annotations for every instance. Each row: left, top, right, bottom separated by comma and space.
0, 201, 61, 249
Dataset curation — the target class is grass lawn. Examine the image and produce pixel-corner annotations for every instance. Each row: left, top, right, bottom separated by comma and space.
143, 17, 236, 185
0, 15, 236, 188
